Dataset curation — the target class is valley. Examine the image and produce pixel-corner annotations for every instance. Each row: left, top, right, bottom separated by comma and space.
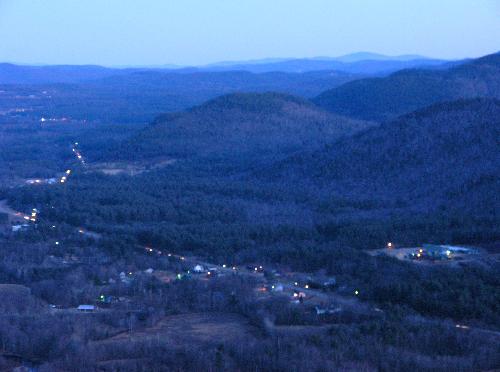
0, 51, 498, 371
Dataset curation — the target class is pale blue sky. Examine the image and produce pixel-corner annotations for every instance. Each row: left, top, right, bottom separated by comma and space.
0, 0, 499, 66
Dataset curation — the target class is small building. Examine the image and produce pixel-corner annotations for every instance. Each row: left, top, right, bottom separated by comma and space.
11, 224, 30, 233
314, 305, 342, 316
77, 304, 96, 312
271, 283, 284, 292
193, 264, 206, 273
119, 272, 132, 284
422, 244, 478, 259
323, 278, 337, 289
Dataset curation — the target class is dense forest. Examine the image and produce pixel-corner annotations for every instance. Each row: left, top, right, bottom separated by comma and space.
0, 51, 499, 371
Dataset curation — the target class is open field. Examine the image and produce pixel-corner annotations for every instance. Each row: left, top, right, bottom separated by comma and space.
0, 199, 29, 224
87, 158, 176, 176
99, 312, 258, 346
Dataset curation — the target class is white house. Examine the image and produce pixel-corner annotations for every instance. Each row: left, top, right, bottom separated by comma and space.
77, 304, 96, 312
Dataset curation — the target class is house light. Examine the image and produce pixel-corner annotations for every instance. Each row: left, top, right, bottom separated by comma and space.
305, 284, 309, 289
354, 290, 359, 295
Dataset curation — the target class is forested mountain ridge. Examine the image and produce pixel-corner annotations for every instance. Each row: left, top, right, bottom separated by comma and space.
109, 92, 373, 163
314, 52, 500, 121
263, 98, 500, 214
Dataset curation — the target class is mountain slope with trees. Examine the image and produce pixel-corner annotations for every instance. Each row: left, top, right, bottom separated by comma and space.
314, 52, 500, 121
110, 92, 373, 164
261, 98, 500, 244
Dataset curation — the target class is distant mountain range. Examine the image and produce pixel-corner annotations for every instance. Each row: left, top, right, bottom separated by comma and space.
0, 63, 145, 84
199, 53, 451, 74
314, 52, 500, 121
0, 52, 454, 84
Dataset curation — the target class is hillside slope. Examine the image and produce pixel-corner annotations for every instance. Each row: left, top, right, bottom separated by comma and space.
314, 52, 500, 121
111, 93, 373, 163
265, 98, 500, 215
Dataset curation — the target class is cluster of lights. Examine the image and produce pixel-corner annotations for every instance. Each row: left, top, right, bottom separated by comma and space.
24, 208, 38, 223
72, 143, 85, 165
60, 169, 72, 184
292, 281, 310, 289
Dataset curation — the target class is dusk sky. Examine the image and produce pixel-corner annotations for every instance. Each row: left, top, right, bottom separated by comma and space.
0, 0, 499, 66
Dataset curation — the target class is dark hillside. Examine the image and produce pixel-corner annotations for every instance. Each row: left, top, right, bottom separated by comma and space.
111, 92, 373, 164
314, 52, 500, 121
269, 99, 499, 193
263, 99, 500, 236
